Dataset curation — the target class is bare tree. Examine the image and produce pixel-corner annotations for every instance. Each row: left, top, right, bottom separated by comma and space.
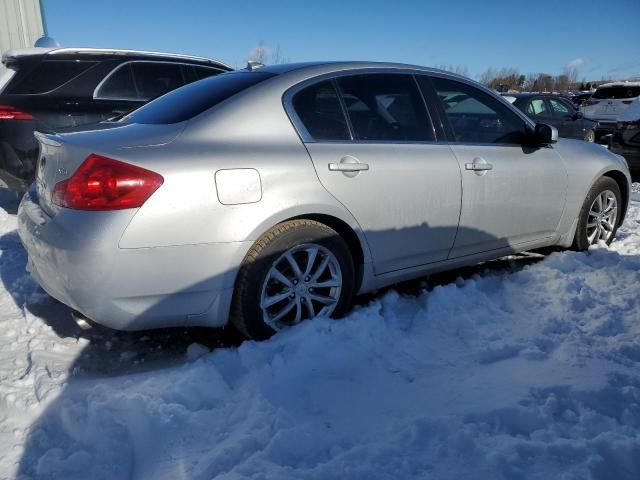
435, 64, 469, 77
271, 44, 290, 65
247, 41, 270, 64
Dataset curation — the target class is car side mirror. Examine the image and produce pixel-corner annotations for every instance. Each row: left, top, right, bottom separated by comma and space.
573, 111, 583, 120
533, 123, 558, 145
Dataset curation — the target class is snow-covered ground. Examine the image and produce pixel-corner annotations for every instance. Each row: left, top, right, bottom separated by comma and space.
1, 184, 640, 480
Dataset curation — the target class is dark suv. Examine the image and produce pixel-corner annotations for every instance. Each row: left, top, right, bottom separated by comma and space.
0, 47, 231, 191
502, 93, 598, 142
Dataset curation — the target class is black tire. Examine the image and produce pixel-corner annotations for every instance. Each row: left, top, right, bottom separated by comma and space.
230, 219, 355, 340
572, 176, 622, 251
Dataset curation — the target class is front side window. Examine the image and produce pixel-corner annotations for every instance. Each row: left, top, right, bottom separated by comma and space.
549, 98, 573, 117
336, 74, 434, 141
292, 80, 350, 141
526, 99, 550, 118
429, 77, 527, 144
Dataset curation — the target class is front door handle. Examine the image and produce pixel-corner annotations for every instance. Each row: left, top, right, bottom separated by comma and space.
328, 163, 369, 172
465, 157, 493, 174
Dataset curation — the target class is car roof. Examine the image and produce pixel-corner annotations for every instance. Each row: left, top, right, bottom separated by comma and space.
257, 61, 461, 77
2, 47, 231, 70
500, 92, 567, 98
597, 81, 640, 88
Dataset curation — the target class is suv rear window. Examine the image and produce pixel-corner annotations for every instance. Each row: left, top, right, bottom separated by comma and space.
122, 71, 276, 125
593, 86, 640, 99
7, 60, 97, 94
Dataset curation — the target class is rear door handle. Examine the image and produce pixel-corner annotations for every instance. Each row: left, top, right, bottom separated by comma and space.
328, 163, 369, 172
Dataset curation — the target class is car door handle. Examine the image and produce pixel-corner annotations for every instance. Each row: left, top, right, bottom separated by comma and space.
328, 163, 369, 172
465, 159, 493, 171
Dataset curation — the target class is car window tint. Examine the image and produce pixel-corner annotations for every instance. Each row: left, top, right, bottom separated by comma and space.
132, 62, 185, 101
9, 60, 97, 94
336, 74, 433, 141
430, 77, 527, 144
292, 80, 349, 141
549, 98, 571, 116
593, 86, 640, 100
122, 71, 276, 125
96, 63, 137, 99
527, 99, 549, 117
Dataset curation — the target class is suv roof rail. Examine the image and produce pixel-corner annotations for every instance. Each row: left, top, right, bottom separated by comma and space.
2, 47, 231, 70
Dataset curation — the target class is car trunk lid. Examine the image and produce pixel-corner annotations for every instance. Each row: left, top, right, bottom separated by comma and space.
33, 121, 184, 217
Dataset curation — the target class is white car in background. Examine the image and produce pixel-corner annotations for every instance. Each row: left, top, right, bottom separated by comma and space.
581, 82, 640, 141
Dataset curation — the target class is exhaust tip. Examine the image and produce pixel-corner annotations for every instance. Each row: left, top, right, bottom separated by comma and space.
71, 310, 93, 330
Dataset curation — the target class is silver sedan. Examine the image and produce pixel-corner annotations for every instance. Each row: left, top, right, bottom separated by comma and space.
17, 62, 632, 339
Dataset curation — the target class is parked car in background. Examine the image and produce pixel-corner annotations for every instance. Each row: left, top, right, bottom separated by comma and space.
581, 82, 640, 141
0, 47, 231, 191
17, 63, 631, 340
503, 93, 597, 141
570, 91, 593, 107
610, 97, 640, 175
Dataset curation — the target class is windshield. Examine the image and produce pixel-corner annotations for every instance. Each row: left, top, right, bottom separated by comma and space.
122, 71, 276, 125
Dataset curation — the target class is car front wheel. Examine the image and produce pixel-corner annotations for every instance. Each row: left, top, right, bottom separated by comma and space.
573, 176, 622, 250
231, 219, 355, 340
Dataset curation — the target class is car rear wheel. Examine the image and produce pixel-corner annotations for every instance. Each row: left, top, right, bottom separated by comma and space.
584, 130, 595, 142
230, 219, 355, 340
573, 176, 622, 250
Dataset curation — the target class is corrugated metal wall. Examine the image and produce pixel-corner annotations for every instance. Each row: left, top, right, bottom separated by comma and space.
0, 0, 45, 72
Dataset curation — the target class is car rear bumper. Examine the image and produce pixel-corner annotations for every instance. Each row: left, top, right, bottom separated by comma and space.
17, 189, 249, 331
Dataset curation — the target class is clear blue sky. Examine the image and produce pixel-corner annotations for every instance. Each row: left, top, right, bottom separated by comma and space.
41, 0, 639, 81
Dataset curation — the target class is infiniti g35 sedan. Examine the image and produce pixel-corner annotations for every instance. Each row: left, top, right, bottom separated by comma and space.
17, 62, 632, 340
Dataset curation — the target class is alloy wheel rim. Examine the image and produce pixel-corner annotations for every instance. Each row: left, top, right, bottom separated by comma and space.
586, 190, 617, 245
260, 243, 342, 331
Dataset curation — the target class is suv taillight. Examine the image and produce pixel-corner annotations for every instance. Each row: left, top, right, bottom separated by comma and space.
52, 154, 164, 210
0, 104, 33, 120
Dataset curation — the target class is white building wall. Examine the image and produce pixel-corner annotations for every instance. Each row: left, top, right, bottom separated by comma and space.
0, 0, 44, 72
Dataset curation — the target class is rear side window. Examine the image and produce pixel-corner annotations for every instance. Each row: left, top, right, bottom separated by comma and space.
131, 62, 185, 100
336, 74, 434, 141
593, 86, 640, 99
96, 63, 136, 100
96, 62, 187, 101
427, 76, 527, 144
122, 71, 276, 125
292, 80, 349, 141
8, 60, 96, 94
526, 99, 549, 118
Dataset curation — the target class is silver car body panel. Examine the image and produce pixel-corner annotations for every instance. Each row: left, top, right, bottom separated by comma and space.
17, 62, 632, 331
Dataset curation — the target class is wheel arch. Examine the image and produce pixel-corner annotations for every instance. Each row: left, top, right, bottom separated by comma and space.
602, 169, 630, 223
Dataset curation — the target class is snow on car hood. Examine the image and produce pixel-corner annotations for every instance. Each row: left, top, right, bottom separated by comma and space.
1, 191, 640, 478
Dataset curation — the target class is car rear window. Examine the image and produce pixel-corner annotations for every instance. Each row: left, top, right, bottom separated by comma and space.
122, 71, 276, 125
593, 86, 640, 100
7, 60, 97, 94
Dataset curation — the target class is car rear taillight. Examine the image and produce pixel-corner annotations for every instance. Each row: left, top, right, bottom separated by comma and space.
52, 154, 164, 210
583, 99, 599, 107
0, 104, 33, 120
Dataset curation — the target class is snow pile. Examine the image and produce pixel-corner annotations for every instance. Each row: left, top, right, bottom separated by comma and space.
1, 192, 640, 479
